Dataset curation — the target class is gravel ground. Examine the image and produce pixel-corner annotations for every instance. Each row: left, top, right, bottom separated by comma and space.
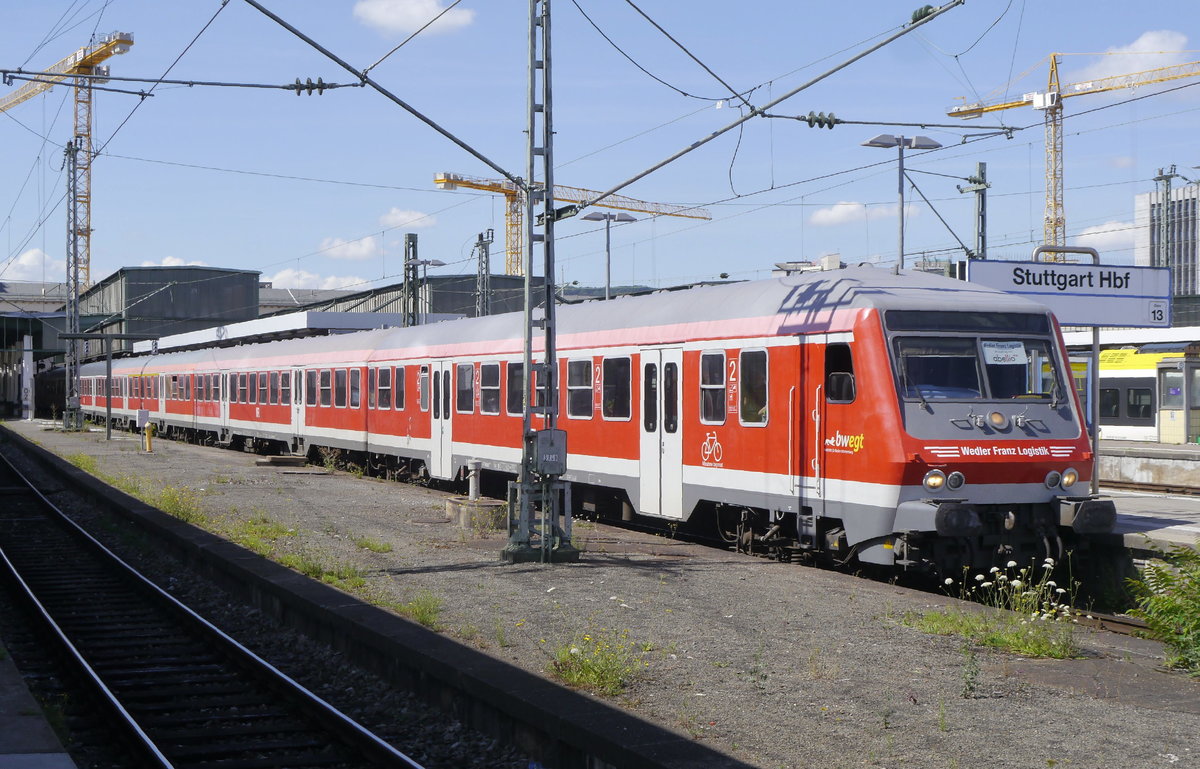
5, 419, 1199, 769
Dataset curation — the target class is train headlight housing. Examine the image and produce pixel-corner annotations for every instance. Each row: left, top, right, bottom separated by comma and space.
923, 469, 947, 491
1044, 470, 1062, 489
946, 471, 966, 490
1061, 467, 1079, 489
988, 411, 1010, 429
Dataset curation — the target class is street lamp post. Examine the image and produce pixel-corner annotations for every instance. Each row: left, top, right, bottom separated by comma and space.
861, 134, 942, 269
582, 211, 636, 300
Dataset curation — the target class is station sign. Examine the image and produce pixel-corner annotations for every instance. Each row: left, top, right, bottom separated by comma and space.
966, 261, 1172, 328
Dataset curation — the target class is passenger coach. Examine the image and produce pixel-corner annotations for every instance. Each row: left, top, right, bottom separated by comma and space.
79, 267, 1114, 574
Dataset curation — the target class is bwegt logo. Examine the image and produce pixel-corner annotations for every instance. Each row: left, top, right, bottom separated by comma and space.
824, 431, 865, 453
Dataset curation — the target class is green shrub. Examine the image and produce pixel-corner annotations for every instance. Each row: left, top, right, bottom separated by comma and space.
1128, 540, 1200, 675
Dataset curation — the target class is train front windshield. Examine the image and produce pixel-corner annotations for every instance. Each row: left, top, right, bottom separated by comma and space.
885, 311, 1066, 403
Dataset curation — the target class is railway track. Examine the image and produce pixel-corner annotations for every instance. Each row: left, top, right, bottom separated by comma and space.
1101, 479, 1200, 496
0, 451, 424, 769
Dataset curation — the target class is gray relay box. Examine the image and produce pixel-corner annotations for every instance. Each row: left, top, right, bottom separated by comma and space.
533, 429, 567, 476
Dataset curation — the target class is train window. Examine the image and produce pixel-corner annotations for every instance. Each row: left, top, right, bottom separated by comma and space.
185, 376, 192, 401
442, 370, 451, 419
320, 370, 332, 407
1161, 371, 1184, 410
258, 373, 268, 404
567, 360, 593, 418
480, 363, 500, 415
664, 362, 679, 433
825, 343, 855, 403
700, 351, 725, 424
456, 363, 475, 414
377, 367, 392, 409
306, 370, 317, 406
1128, 388, 1152, 419
393, 367, 404, 410
507, 362, 523, 415
368, 368, 377, 408
239, 373, 249, 403
740, 350, 768, 424
195, 376, 204, 401
602, 357, 631, 420
419, 366, 430, 412
350, 369, 361, 409
279, 372, 289, 405
643, 363, 658, 432
1099, 388, 1120, 419
894, 338, 982, 400
335, 369, 348, 408
267, 372, 277, 405
432, 368, 441, 418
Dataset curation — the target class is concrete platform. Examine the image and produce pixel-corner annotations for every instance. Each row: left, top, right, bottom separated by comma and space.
0, 641, 76, 769
1097, 438, 1200, 554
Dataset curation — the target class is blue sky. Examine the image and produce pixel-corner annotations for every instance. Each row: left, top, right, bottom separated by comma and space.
1, 0, 1197, 293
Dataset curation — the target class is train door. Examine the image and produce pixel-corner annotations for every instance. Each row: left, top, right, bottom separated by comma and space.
639, 348, 684, 518
799, 333, 855, 517
291, 368, 305, 447
429, 360, 454, 479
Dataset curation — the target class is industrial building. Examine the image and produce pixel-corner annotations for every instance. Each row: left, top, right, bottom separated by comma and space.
1135, 181, 1200, 326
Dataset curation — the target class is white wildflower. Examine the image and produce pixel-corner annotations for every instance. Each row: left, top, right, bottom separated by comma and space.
1006, 560, 1018, 568
1046, 581, 1057, 588
989, 566, 1000, 573
569, 647, 581, 655
1055, 587, 1066, 595
981, 582, 992, 588
1010, 579, 1023, 589
944, 577, 954, 586
975, 574, 985, 582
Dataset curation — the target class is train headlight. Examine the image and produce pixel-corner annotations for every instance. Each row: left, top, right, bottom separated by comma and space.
947, 471, 966, 490
1044, 470, 1062, 489
988, 411, 1010, 429
923, 469, 947, 491
1061, 467, 1079, 488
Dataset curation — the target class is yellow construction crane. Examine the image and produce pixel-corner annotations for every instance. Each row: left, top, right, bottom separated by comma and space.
435, 172, 711, 275
948, 54, 1200, 251
0, 31, 134, 285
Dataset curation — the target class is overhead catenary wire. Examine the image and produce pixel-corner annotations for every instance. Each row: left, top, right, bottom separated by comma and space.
239, 0, 524, 193
573, 0, 967, 215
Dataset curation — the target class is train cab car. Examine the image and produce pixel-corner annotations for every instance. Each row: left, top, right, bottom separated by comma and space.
74, 267, 1114, 575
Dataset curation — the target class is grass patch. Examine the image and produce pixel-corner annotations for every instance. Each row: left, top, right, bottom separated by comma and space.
1128, 539, 1200, 676
67, 453, 207, 524
352, 535, 394, 553
905, 558, 1079, 659
381, 590, 443, 629
278, 550, 366, 591
224, 514, 294, 555
548, 627, 648, 696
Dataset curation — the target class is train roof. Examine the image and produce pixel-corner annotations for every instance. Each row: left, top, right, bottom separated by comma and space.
91, 267, 1050, 372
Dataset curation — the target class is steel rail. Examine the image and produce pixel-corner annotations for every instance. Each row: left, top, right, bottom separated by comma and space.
0, 450, 425, 769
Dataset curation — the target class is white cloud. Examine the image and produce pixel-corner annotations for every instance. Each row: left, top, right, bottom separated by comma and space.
319, 235, 380, 261
2, 248, 65, 281
1068, 31, 1189, 85
139, 256, 208, 267
810, 201, 907, 227
269, 268, 367, 291
380, 208, 436, 229
353, 0, 474, 35
1074, 220, 1136, 257
1110, 155, 1136, 169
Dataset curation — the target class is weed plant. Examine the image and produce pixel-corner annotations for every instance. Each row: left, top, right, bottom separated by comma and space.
1128, 539, 1200, 675
352, 535, 394, 553
548, 627, 647, 696
905, 558, 1079, 659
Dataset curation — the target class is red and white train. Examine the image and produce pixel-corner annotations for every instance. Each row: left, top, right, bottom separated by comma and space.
77, 267, 1115, 573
